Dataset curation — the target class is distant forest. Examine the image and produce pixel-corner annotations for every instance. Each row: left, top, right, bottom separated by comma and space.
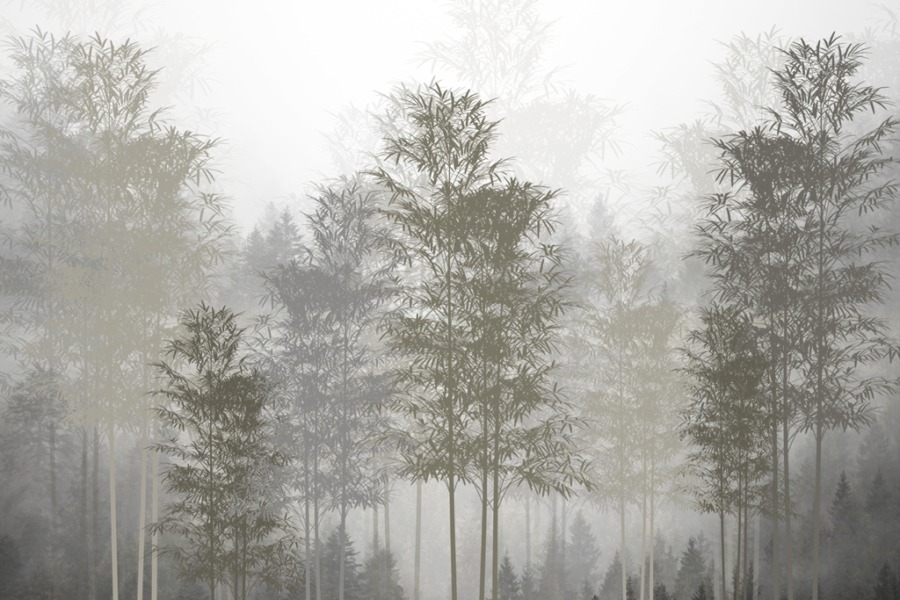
1, 3, 900, 600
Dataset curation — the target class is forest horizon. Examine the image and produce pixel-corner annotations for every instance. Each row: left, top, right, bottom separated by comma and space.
1, 3, 899, 600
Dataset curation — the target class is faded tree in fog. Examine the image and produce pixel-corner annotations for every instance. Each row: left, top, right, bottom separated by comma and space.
573, 237, 682, 600
0, 30, 230, 600
260, 178, 392, 600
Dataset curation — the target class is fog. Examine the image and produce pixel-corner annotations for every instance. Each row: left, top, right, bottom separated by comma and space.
1, 2, 899, 600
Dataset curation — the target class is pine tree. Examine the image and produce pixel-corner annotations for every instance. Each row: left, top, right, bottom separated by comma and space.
691, 582, 712, 600
359, 547, 405, 600
567, 510, 601, 596
0, 536, 25, 600
321, 529, 364, 600
675, 537, 711, 600
498, 553, 522, 600
830, 471, 860, 539
872, 564, 900, 600
521, 566, 537, 600
866, 471, 891, 516
599, 553, 625, 600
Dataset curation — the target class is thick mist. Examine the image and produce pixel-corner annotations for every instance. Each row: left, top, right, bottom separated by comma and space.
1, 3, 899, 600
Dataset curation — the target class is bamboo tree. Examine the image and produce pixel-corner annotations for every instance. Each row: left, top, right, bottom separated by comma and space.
153, 304, 296, 600
699, 34, 900, 600
681, 305, 769, 600
0, 30, 230, 600
373, 82, 501, 600
766, 35, 899, 600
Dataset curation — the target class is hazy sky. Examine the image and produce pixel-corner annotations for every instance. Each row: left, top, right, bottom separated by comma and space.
2, 0, 891, 229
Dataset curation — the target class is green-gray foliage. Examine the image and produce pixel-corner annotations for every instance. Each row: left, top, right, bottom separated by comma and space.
153, 303, 296, 600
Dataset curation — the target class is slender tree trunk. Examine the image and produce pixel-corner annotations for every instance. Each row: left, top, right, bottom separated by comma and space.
640, 466, 647, 600
233, 539, 239, 600
339, 507, 347, 600
742, 504, 749, 600
491, 409, 502, 600
80, 428, 88, 600
137, 416, 148, 600
108, 426, 119, 600
383, 477, 392, 591
91, 426, 99, 600
480, 462, 488, 600
753, 513, 760, 600
770, 384, 780, 600
305, 493, 311, 600
151, 419, 159, 600
720, 511, 727, 600
491, 469, 500, 600
783, 415, 793, 600
384, 479, 392, 555
374, 504, 380, 553
315, 498, 321, 600
734, 501, 742, 600
558, 496, 567, 594
448, 444, 458, 600
810, 427, 823, 600
649, 478, 655, 600
621, 494, 627, 600
414, 481, 422, 600
551, 494, 559, 598
781, 313, 794, 600
525, 496, 531, 572
49, 423, 57, 600
479, 362, 490, 600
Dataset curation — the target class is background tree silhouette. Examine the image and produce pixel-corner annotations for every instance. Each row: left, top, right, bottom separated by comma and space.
0, 30, 231, 600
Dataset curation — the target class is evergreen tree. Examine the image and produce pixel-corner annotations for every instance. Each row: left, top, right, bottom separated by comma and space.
675, 537, 711, 600
567, 510, 601, 596
0, 535, 24, 600
521, 566, 537, 600
824, 469, 870, 600
497, 553, 522, 600
866, 471, 891, 516
653, 582, 673, 600
599, 553, 625, 600
321, 529, 364, 600
830, 471, 860, 538
359, 547, 405, 600
691, 582, 712, 600
873, 564, 900, 600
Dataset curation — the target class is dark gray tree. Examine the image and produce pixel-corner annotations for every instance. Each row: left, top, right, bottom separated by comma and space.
682, 304, 770, 600
674, 537, 712, 600
374, 81, 587, 600
153, 304, 296, 600
706, 34, 899, 600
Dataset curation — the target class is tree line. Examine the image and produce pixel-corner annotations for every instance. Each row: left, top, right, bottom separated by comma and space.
1, 22, 899, 600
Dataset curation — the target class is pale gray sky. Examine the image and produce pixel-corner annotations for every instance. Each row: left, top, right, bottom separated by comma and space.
1, 0, 890, 229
